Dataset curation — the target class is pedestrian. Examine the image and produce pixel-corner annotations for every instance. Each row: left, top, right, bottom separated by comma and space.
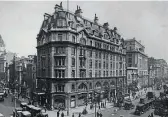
43, 104, 46, 112
78, 113, 81, 117
72, 113, 74, 117
97, 112, 99, 117
57, 110, 60, 117
61, 112, 64, 117
151, 112, 153, 117
100, 102, 102, 108
99, 112, 102, 117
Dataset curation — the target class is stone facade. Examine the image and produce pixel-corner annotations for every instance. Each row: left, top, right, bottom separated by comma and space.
36, 3, 127, 110
125, 38, 148, 89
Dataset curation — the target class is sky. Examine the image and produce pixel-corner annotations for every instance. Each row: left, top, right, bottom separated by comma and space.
0, 1, 168, 61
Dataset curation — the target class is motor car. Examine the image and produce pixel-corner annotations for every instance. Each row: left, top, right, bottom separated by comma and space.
21, 111, 31, 117
0, 113, 4, 117
0, 92, 4, 101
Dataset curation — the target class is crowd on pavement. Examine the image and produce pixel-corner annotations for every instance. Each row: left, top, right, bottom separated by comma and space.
1, 86, 154, 117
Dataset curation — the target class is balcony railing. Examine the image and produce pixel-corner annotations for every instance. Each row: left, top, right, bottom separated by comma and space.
54, 53, 66, 57
54, 65, 66, 69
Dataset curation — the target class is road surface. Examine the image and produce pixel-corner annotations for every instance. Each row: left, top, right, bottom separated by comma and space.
84, 88, 162, 117
0, 94, 20, 117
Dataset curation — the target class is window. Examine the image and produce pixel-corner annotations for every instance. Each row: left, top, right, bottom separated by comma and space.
111, 62, 112, 69
90, 40, 92, 46
80, 58, 86, 68
89, 59, 92, 68
80, 38, 86, 45
106, 54, 108, 60
116, 63, 118, 69
106, 63, 108, 69
55, 58, 65, 66
72, 58, 75, 67
95, 60, 98, 69
99, 61, 101, 69
58, 34, 63, 41
110, 71, 112, 76
103, 61, 105, 69
71, 47, 75, 55
110, 55, 112, 60
56, 47, 65, 54
72, 35, 75, 43
89, 70, 92, 78
113, 71, 115, 76
89, 50, 92, 58
99, 52, 101, 59
71, 84, 75, 91
79, 70, 86, 78
103, 71, 105, 77
103, 53, 105, 59
71, 70, 75, 78
113, 62, 115, 69
55, 70, 65, 78
113, 55, 115, 61
89, 83, 92, 89
57, 19, 63, 27
128, 58, 132, 63
95, 70, 97, 77
95, 51, 98, 58
116, 70, 118, 76
106, 71, 108, 77
99, 70, 101, 77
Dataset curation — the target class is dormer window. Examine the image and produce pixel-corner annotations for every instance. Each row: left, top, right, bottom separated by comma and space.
90, 40, 92, 46
104, 34, 108, 39
57, 19, 66, 27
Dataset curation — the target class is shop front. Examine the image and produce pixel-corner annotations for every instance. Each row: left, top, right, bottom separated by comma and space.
88, 92, 93, 103
53, 95, 66, 110
70, 95, 76, 108
77, 93, 87, 106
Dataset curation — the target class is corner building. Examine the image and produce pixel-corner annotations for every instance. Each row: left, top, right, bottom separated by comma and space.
36, 3, 127, 109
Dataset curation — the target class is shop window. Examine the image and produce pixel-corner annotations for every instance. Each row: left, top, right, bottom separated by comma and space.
78, 83, 87, 91
95, 82, 101, 89
89, 83, 92, 89
71, 84, 75, 92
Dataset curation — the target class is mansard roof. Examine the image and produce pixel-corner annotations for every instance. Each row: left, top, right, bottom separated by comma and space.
37, 4, 125, 45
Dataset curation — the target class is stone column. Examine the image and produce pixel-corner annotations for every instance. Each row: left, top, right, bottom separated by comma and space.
75, 95, 78, 107
51, 94, 54, 110
51, 47, 55, 78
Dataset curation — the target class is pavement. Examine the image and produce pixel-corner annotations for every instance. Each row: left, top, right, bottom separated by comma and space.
46, 87, 154, 117
0, 87, 159, 117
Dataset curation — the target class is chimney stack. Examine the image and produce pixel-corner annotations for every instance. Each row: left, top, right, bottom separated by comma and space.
94, 14, 99, 24
75, 5, 83, 17
103, 22, 109, 29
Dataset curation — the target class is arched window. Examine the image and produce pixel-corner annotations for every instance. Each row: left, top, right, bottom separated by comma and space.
80, 38, 86, 45
103, 82, 109, 88
78, 83, 87, 91
89, 83, 92, 89
95, 82, 101, 89
110, 81, 115, 87
71, 84, 75, 91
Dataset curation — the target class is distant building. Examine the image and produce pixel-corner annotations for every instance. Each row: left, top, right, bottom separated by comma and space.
0, 35, 6, 79
125, 38, 148, 89
36, 3, 127, 109
8, 55, 37, 96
